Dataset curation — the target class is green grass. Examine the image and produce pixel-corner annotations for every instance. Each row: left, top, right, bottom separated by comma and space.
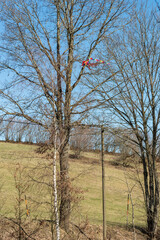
0, 142, 146, 228
70, 157, 145, 227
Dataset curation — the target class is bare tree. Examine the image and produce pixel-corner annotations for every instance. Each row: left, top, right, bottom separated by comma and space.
0, 0, 133, 231
96, 7, 160, 239
70, 126, 98, 158
13, 164, 30, 240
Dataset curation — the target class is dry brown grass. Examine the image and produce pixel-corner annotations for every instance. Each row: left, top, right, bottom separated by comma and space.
0, 218, 147, 240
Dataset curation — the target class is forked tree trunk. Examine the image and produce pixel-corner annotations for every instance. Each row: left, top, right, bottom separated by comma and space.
146, 175, 159, 240
142, 155, 159, 240
147, 213, 158, 240
59, 142, 70, 231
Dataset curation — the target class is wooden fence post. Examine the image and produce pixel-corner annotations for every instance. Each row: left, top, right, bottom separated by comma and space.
101, 127, 106, 240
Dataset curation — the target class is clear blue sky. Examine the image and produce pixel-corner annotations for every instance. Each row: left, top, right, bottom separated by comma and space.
0, 0, 158, 91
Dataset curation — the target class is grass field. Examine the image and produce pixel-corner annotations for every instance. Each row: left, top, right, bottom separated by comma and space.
0, 142, 146, 230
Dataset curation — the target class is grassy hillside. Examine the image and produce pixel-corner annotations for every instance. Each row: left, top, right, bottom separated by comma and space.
0, 142, 146, 228
70, 152, 145, 227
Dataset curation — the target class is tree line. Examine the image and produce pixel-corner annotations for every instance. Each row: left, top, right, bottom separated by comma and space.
0, 120, 132, 156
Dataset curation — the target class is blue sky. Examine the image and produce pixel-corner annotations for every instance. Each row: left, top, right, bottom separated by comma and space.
0, 0, 159, 120
0, 0, 158, 92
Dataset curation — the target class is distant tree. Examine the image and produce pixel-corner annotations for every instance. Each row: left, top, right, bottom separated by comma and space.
70, 126, 98, 158
4, 120, 15, 142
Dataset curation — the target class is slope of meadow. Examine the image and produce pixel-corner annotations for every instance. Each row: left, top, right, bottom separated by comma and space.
0, 142, 147, 239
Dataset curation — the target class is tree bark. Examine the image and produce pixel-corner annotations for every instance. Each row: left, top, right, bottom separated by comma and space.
59, 142, 70, 231
146, 172, 159, 240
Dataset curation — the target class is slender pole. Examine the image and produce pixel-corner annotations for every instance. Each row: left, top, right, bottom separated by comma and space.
101, 127, 106, 240
126, 193, 129, 228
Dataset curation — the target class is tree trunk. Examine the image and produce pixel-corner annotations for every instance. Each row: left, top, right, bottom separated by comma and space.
59, 142, 70, 231
53, 126, 60, 240
147, 178, 159, 239
147, 211, 158, 240
142, 155, 159, 240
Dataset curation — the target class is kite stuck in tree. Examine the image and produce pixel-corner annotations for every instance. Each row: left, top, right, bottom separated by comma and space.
82, 57, 110, 70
